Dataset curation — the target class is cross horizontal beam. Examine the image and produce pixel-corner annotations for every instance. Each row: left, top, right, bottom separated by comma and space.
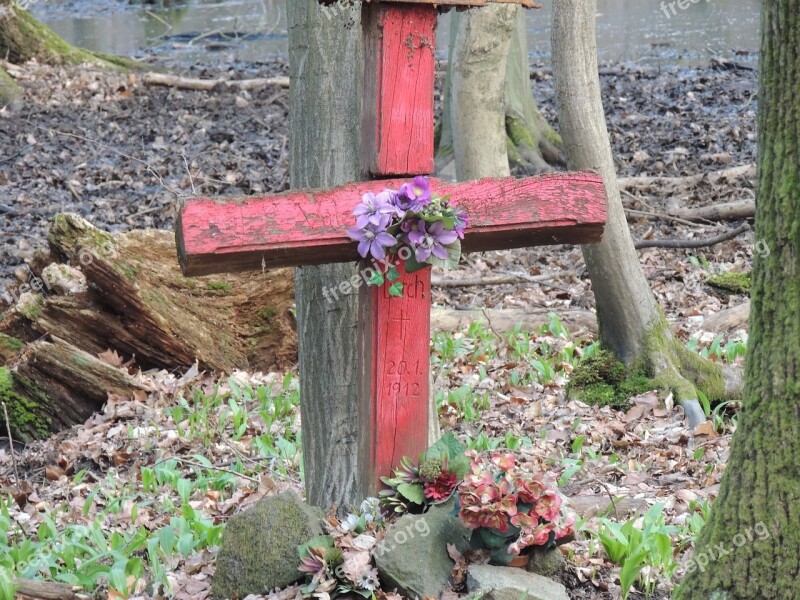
176, 171, 606, 277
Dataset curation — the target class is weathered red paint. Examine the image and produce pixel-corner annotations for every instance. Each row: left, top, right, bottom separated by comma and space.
358, 258, 431, 491
362, 4, 437, 176
176, 171, 607, 276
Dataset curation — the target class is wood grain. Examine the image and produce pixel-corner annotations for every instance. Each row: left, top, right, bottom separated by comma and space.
176, 171, 607, 276
358, 259, 431, 494
362, 4, 437, 176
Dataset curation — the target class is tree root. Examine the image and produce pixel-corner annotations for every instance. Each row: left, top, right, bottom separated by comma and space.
0, 7, 137, 70
643, 320, 743, 428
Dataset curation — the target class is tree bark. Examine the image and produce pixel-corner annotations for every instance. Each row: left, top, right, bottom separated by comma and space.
0, 1, 132, 68
677, 1, 800, 597
451, 4, 516, 181
288, 0, 366, 510
551, 0, 735, 427
1, 338, 152, 442
437, 6, 563, 176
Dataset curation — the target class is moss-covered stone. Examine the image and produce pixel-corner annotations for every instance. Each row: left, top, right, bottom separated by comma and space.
706, 271, 751, 295
211, 492, 325, 600
567, 350, 655, 408
524, 546, 566, 578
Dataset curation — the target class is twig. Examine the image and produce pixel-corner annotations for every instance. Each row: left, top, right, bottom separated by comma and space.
2, 401, 20, 484
145, 10, 172, 30
181, 154, 197, 195
625, 207, 708, 229
635, 223, 750, 250
432, 271, 578, 288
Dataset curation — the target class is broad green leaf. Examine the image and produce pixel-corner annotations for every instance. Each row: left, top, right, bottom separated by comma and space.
397, 483, 425, 505
426, 240, 461, 270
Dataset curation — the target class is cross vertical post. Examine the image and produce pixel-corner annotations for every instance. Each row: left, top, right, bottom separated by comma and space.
358, 2, 438, 493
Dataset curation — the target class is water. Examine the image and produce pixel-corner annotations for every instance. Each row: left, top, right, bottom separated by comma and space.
30, 0, 761, 66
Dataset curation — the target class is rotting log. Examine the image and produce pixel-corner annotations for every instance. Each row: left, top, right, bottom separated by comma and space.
0, 213, 297, 439
1, 337, 152, 442
5, 213, 298, 372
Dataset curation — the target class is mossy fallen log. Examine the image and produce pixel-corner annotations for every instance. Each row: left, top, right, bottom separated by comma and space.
1, 337, 152, 442
0, 214, 297, 439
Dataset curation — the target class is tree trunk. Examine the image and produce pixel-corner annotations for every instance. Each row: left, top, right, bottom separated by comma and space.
288, 0, 366, 510
0, 1, 132, 68
552, 0, 738, 427
504, 8, 564, 173
451, 4, 516, 180
677, 1, 800, 597
437, 6, 563, 176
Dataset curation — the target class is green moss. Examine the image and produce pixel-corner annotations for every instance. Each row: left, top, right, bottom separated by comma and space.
17, 293, 44, 320
208, 281, 233, 292
0, 334, 22, 352
707, 271, 751, 295
567, 350, 655, 408
635, 315, 730, 403
212, 492, 325, 599
258, 307, 277, 322
0, 66, 20, 106
0, 367, 52, 441
113, 262, 138, 283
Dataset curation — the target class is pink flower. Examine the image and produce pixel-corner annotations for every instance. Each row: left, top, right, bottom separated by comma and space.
515, 477, 546, 504
534, 491, 562, 522
491, 452, 516, 470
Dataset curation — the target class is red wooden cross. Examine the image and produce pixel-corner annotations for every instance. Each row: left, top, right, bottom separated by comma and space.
176, 0, 606, 496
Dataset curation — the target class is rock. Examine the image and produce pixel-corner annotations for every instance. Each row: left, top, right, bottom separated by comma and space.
467, 564, 569, 600
375, 501, 471, 599
212, 492, 325, 600
525, 547, 566, 578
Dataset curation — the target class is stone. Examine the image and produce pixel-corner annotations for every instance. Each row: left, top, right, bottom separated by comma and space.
525, 547, 566, 578
467, 564, 569, 600
374, 501, 471, 599
211, 492, 325, 600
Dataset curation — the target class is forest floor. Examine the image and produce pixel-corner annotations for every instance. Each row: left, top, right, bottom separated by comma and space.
0, 56, 756, 599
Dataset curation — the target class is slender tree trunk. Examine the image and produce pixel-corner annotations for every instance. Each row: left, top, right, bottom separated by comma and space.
677, 2, 800, 597
451, 4, 516, 180
0, 0, 131, 68
288, 0, 366, 510
552, 0, 738, 427
504, 8, 564, 173
437, 6, 563, 176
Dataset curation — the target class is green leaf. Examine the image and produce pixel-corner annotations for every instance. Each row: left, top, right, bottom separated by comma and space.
387, 264, 401, 282
389, 282, 404, 297
396, 483, 425, 505
425, 432, 470, 478
619, 548, 648, 599
426, 239, 462, 270
369, 271, 385, 286
298, 535, 334, 558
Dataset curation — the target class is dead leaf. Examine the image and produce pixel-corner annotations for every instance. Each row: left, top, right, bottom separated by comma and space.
98, 349, 125, 367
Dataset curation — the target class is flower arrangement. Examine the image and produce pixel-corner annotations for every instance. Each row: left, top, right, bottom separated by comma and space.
347, 176, 469, 296
298, 498, 383, 598
379, 433, 470, 514
456, 451, 576, 563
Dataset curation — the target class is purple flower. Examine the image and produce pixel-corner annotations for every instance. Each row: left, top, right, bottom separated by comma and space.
453, 206, 470, 240
394, 176, 432, 214
407, 220, 458, 263
347, 223, 397, 260
354, 191, 398, 229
